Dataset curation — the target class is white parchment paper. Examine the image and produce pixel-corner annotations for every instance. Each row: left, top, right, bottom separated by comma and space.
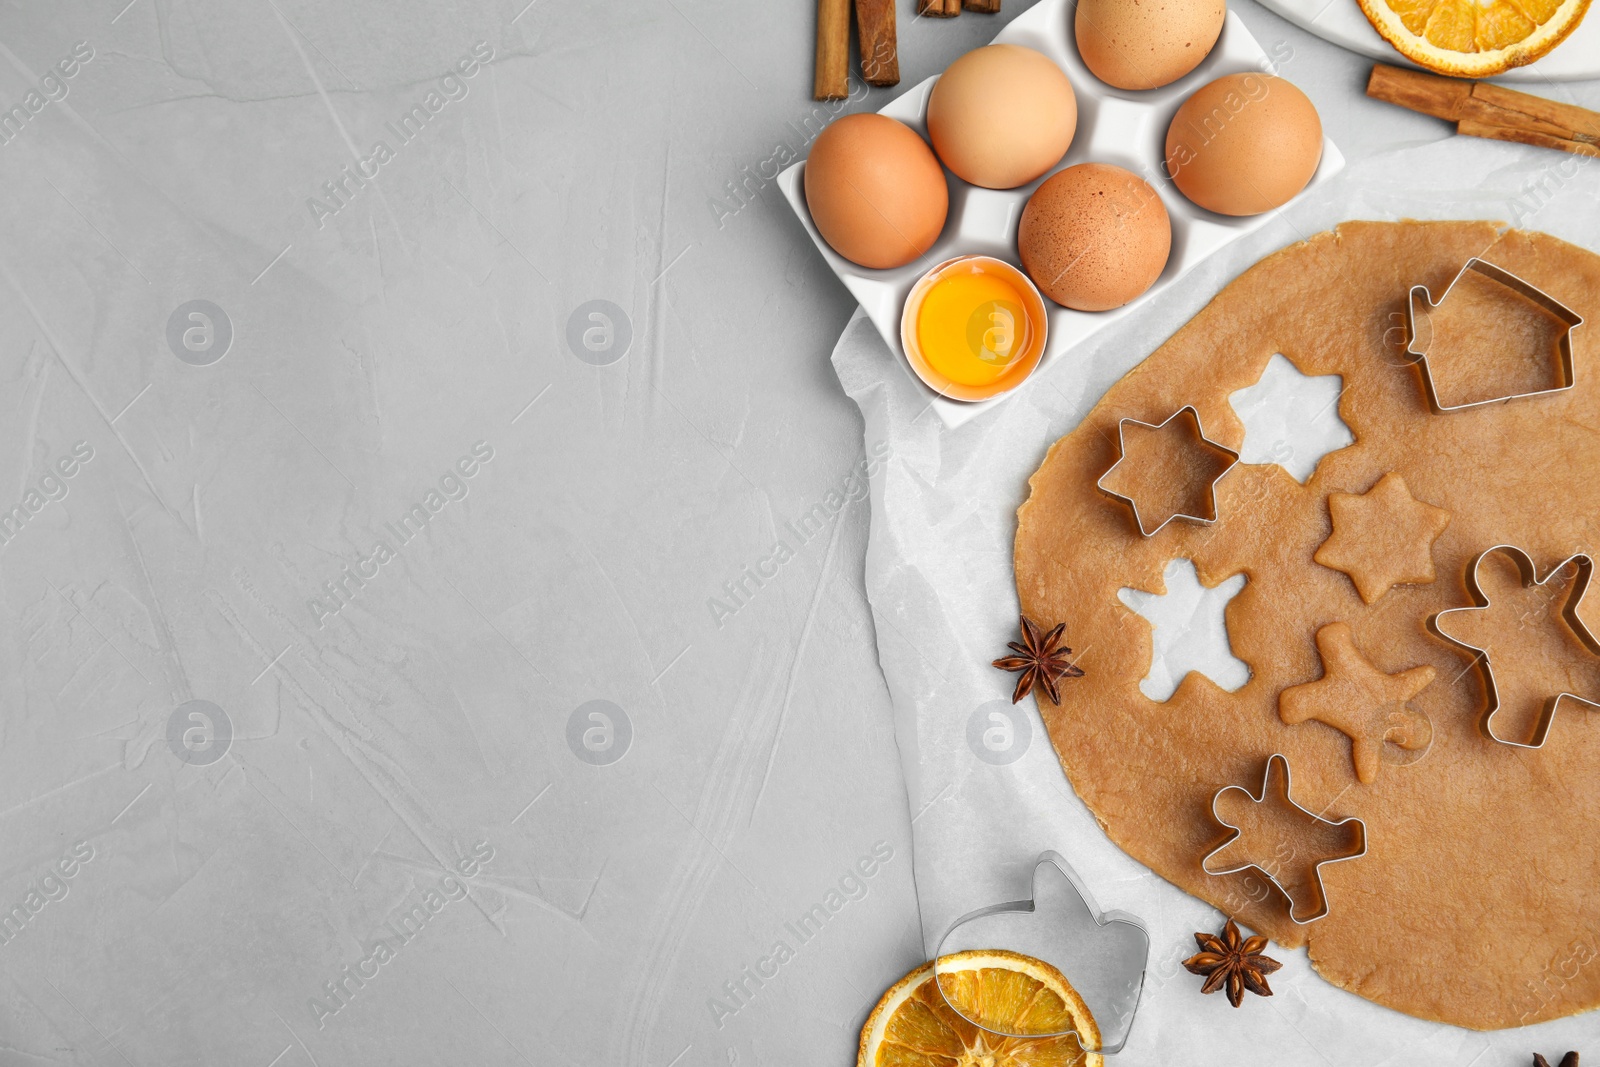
831, 138, 1600, 1066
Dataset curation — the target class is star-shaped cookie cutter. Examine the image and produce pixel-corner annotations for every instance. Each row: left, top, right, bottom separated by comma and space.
1096, 406, 1239, 537
1431, 544, 1600, 750
1201, 754, 1368, 924
1405, 258, 1584, 413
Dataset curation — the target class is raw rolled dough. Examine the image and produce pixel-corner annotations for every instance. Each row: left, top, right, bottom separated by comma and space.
1014, 221, 1600, 1029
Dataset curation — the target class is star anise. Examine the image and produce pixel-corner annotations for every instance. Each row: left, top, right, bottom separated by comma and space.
1182, 919, 1282, 1008
992, 614, 1085, 704
1534, 1054, 1579, 1067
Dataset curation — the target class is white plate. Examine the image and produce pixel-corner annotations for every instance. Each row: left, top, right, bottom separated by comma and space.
780, 0, 1344, 428
1254, 0, 1600, 82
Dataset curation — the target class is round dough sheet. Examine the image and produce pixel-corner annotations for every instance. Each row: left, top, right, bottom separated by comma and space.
1014, 220, 1600, 1029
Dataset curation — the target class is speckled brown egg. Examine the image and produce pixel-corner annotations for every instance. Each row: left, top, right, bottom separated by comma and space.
1075, 0, 1226, 90
1017, 163, 1171, 312
1165, 73, 1323, 216
805, 113, 949, 270
926, 44, 1078, 190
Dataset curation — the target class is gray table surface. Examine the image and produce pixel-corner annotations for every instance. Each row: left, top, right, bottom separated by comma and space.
0, 1, 1594, 1064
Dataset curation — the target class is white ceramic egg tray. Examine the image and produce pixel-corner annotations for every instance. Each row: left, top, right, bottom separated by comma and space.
779, 0, 1345, 429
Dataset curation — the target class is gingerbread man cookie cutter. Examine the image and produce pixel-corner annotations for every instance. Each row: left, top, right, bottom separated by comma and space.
1201, 754, 1368, 924
1431, 544, 1600, 750
1404, 258, 1584, 413
1095, 406, 1239, 537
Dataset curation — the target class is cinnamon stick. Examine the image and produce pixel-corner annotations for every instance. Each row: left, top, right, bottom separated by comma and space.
856, 0, 899, 86
815, 0, 850, 100
1367, 62, 1600, 156
918, 0, 962, 17
964, 0, 1002, 11
1474, 81, 1600, 140
1458, 117, 1600, 158
1365, 63, 1470, 122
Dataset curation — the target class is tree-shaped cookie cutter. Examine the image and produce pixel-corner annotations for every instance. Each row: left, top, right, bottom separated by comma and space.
1202, 754, 1367, 924
933, 852, 1149, 1053
1095, 406, 1239, 536
1431, 544, 1600, 750
1405, 258, 1584, 413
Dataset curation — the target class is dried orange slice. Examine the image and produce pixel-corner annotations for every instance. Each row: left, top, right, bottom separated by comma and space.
1356, 0, 1591, 76
857, 950, 1102, 1067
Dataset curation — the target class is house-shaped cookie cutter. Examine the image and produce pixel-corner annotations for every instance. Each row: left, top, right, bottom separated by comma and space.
1202, 754, 1367, 924
1405, 258, 1584, 413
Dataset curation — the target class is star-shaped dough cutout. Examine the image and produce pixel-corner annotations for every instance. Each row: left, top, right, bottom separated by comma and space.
1227, 353, 1354, 484
1279, 622, 1435, 784
1097, 406, 1238, 537
1433, 545, 1600, 748
1314, 473, 1451, 604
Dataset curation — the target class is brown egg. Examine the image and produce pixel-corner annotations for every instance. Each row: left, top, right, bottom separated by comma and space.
1165, 73, 1323, 216
1017, 163, 1171, 312
926, 45, 1078, 190
805, 114, 948, 270
1075, 0, 1226, 90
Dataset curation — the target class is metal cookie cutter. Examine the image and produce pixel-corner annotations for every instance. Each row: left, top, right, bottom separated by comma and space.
1405, 258, 1584, 413
1431, 545, 1600, 750
1202, 754, 1367, 924
934, 852, 1149, 1053
1096, 406, 1239, 537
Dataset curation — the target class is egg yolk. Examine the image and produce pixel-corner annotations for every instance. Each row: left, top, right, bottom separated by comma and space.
915, 263, 1040, 391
